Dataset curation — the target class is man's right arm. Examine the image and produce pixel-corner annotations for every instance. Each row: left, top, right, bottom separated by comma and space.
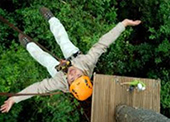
0, 77, 66, 113
12, 77, 66, 103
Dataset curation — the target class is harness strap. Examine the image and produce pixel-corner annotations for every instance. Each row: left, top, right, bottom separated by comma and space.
67, 51, 82, 60
56, 51, 82, 73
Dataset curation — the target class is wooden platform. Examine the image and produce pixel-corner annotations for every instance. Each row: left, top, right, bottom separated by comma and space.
91, 74, 160, 122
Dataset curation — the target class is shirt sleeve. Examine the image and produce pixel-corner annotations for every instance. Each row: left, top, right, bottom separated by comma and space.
85, 22, 125, 65
12, 77, 66, 103
98, 22, 125, 47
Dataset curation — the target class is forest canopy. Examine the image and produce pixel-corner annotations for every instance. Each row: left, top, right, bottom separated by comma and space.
0, 0, 170, 121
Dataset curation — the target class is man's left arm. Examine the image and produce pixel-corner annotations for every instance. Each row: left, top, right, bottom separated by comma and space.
85, 19, 141, 65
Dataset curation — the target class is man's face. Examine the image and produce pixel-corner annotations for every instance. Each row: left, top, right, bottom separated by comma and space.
67, 66, 84, 85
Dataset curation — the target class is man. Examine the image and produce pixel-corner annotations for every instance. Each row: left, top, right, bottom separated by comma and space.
0, 7, 141, 113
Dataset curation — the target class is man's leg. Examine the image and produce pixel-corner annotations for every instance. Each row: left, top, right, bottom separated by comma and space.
19, 34, 59, 77
40, 7, 80, 59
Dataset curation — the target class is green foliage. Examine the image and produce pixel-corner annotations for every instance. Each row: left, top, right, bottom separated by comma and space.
12, 0, 117, 55
17, 94, 80, 122
0, 8, 18, 48
0, 42, 49, 121
117, 0, 170, 117
0, 0, 170, 120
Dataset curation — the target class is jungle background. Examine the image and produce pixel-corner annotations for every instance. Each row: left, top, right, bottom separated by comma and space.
0, 0, 170, 122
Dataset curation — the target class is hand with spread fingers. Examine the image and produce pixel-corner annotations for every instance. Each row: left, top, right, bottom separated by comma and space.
0, 98, 15, 113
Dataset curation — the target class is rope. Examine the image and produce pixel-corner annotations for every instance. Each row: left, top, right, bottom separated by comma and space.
0, 91, 62, 97
0, 15, 61, 61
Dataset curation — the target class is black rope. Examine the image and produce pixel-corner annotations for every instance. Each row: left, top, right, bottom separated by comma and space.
0, 92, 62, 97
0, 15, 61, 61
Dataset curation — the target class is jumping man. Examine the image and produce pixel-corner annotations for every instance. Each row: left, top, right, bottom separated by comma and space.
0, 7, 141, 113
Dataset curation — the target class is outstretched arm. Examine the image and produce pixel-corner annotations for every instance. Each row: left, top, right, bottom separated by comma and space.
84, 19, 141, 67
0, 76, 67, 113
98, 19, 141, 47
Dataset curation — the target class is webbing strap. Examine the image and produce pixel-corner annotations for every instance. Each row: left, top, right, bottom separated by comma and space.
0, 91, 62, 97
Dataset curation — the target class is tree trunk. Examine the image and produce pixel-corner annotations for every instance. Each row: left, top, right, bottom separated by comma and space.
115, 105, 170, 122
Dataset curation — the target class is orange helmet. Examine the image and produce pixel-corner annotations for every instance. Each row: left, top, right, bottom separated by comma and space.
69, 76, 93, 101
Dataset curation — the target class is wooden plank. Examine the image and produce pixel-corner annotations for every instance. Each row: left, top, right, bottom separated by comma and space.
91, 74, 160, 122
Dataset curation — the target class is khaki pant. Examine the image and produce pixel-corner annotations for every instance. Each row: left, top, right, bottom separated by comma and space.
26, 17, 79, 77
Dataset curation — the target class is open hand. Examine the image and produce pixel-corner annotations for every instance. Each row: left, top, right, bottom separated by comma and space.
122, 19, 141, 27
0, 97, 15, 113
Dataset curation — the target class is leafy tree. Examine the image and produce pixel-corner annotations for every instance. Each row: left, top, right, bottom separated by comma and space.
0, 0, 170, 120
